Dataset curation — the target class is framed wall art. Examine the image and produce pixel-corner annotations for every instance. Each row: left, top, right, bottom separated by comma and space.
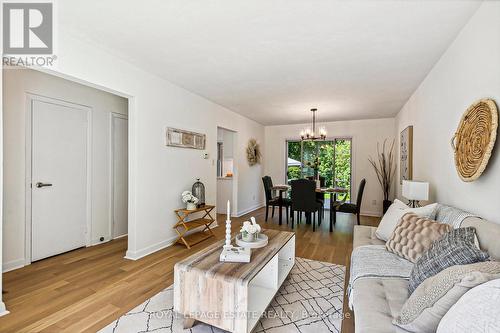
166, 127, 206, 150
400, 125, 413, 184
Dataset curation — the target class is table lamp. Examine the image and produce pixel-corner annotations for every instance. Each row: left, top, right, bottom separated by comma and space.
402, 180, 429, 208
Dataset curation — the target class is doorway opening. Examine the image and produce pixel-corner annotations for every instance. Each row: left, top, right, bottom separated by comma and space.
110, 113, 129, 240
2, 68, 129, 266
216, 127, 237, 215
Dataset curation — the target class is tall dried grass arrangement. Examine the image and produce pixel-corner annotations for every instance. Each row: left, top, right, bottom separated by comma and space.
368, 139, 396, 201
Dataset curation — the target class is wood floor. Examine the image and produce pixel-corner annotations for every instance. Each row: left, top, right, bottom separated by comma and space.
0, 207, 379, 333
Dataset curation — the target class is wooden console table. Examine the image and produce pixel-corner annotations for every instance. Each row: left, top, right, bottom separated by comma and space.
174, 230, 295, 333
174, 205, 216, 249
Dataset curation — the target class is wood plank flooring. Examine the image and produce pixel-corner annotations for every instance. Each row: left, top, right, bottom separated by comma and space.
0, 208, 379, 333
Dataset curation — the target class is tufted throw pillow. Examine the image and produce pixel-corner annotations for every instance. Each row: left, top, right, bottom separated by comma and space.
375, 200, 438, 241
409, 227, 489, 294
386, 213, 451, 263
394, 261, 500, 333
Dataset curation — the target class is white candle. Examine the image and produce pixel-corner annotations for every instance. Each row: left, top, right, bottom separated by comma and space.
227, 200, 230, 221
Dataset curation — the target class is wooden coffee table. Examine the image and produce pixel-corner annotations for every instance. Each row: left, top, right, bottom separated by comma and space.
174, 230, 295, 333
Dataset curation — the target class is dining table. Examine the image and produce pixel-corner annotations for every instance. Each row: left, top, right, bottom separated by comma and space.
317, 187, 349, 231
271, 184, 348, 231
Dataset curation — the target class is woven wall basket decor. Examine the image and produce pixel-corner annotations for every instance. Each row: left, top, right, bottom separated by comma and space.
451, 98, 498, 182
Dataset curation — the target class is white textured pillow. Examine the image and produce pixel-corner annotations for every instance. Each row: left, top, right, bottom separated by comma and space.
437, 278, 500, 333
375, 200, 438, 241
394, 262, 500, 333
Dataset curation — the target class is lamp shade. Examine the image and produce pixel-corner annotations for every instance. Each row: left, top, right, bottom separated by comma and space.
402, 180, 429, 201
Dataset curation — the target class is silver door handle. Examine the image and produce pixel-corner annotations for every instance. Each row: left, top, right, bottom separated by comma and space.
36, 182, 52, 188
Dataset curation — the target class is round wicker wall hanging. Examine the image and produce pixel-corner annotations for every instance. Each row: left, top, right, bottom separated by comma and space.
451, 98, 498, 182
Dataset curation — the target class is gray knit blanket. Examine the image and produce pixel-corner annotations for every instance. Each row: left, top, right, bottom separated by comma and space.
348, 245, 414, 309
434, 204, 477, 228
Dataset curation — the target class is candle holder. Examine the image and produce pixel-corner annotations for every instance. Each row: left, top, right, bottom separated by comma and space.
224, 218, 232, 249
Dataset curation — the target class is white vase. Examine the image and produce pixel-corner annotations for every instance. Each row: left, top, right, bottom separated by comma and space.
186, 202, 197, 210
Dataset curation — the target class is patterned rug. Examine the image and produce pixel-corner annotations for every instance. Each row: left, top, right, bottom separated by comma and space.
99, 257, 345, 333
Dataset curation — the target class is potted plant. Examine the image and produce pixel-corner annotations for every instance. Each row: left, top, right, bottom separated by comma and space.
368, 139, 396, 214
181, 191, 199, 210
240, 219, 261, 242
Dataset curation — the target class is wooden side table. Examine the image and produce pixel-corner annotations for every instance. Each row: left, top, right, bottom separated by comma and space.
174, 205, 216, 249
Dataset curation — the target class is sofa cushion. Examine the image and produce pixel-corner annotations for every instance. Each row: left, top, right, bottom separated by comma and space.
394, 261, 500, 333
409, 227, 489, 294
352, 278, 410, 333
386, 213, 451, 263
376, 200, 438, 241
437, 278, 500, 333
353, 225, 386, 249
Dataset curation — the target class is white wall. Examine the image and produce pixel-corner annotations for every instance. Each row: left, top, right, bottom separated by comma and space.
43, 31, 265, 260
395, 2, 500, 223
2, 68, 128, 271
264, 118, 395, 216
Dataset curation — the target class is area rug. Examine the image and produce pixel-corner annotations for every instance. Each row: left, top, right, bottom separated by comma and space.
99, 257, 346, 333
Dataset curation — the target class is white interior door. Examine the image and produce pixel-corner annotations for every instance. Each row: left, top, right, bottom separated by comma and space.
31, 99, 89, 261
112, 115, 128, 238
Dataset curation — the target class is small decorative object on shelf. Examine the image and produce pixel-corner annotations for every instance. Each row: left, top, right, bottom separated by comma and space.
181, 191, 199, 210
220, 200, 251, 263
192, 178, 205, 207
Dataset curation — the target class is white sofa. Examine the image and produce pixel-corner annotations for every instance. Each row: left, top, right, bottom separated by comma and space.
350, 204, 500, 333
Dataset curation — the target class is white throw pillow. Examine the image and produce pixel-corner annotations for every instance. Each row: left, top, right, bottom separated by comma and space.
375, 200, 438, 241
394, 262, 500, 333
437, 278, 500, 333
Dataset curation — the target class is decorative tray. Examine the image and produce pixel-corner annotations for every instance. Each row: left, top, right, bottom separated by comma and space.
235, 233, 268, 249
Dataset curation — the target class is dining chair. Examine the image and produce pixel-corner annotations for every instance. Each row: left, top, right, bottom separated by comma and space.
290, 179, 322, 231
262, 176, 290, 223
335, 179, 366, 225
306, 176, 326, 221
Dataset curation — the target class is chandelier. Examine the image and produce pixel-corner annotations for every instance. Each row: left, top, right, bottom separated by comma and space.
300, 108, 327, 141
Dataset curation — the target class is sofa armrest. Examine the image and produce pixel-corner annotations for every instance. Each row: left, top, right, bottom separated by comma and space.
353, 225, 385, 249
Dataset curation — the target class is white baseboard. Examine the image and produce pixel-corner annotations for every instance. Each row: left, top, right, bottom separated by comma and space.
113, 233, 128, 240
2, 258, 26, 273
90, 233, 127, 246
361, 210, 382, 217
235, 203, 265, 217
125, 237, 175, 260
0, 302, 9, 317
124, 222, 218, 261
90, 236, 112, 246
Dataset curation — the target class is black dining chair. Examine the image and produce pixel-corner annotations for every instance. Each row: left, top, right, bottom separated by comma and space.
262, 176, 290, 223
290, 179, 322, 231
307, 176, 326, 221
335, 179, 366, 225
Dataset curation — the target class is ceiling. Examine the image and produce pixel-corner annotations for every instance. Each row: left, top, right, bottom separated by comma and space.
59, 1, 481, 125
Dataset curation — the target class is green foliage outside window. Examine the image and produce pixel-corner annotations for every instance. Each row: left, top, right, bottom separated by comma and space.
286, 139, 352, 202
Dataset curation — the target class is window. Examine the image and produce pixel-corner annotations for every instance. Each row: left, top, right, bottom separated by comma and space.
286, 138, 352, 202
